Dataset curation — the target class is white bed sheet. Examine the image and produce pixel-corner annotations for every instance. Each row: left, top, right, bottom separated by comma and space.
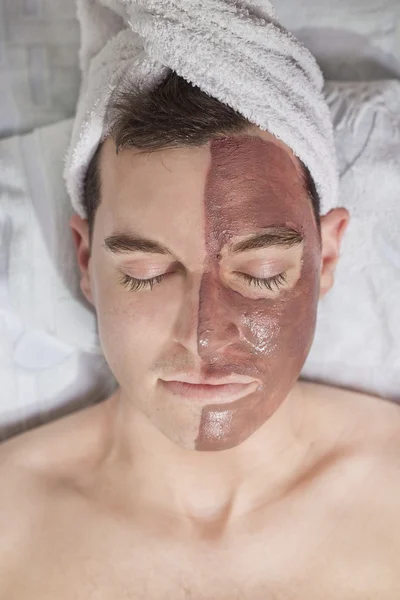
0, 0, 399, 139
1, 0, 399, 440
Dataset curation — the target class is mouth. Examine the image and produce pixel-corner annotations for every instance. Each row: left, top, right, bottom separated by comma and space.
159, 379, 259, 402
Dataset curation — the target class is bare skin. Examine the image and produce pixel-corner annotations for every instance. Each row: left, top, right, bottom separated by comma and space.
1, 381, 400, 599
2, 127, 399, 598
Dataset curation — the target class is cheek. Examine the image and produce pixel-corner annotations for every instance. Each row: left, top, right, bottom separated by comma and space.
98, 300, 169, 348
238, 266, 320, 368
194, 269, 320, 451
241, 300, 310, 358
269, 267, 320, 364
94, 261, 170, 334
92, 277, 171, 380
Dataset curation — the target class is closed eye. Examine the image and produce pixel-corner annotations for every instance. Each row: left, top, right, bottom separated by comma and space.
119, 272, 167, 292
235, 272, 287, 291
119, 271, 288, 293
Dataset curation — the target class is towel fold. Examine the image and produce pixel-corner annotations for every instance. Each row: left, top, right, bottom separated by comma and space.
64, 0, 339, 218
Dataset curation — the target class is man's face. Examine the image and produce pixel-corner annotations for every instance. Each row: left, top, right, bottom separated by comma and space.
86, 129, 322, 451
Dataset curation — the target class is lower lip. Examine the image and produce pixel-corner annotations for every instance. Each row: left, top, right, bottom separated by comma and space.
160, 380, 256, 402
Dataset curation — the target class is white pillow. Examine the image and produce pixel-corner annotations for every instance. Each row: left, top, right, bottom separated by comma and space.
1, 0, 399, 138
275, 0, 400, 80
302, 79, 400, 400
0, 0, 81, 137
1, 79, 399, 439
0, 118, 117, 440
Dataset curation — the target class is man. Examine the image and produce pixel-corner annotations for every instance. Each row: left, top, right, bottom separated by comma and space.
1, 71, 400, 599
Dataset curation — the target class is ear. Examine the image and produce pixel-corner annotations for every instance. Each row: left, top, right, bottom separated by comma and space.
319, 208, 350, 299
69, 214, 94, 306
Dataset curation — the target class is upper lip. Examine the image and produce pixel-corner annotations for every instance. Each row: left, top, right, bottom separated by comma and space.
161, 374, 258, 386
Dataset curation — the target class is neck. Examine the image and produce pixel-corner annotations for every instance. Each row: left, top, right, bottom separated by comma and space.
100, 381, 325, 528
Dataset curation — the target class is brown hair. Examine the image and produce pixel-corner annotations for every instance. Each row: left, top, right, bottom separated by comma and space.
83, 69, 320, 250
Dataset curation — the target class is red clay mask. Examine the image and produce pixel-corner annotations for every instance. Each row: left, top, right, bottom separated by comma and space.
195, 135, 321, 451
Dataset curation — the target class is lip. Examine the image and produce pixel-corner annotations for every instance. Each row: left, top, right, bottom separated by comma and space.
160, 379, 258, 402
162, 373, 258, 386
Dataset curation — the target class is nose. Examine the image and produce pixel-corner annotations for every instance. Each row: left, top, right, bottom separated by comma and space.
197, 271, 241, 358
198, 321, 241, 357
172, 270, 242, 359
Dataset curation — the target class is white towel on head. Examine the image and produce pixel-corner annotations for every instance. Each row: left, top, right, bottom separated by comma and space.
64, 0, 339, 219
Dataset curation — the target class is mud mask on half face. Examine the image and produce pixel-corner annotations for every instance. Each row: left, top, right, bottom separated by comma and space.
194, 135, 321, 451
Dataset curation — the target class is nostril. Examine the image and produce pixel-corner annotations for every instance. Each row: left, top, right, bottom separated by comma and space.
198, 321, 241, 355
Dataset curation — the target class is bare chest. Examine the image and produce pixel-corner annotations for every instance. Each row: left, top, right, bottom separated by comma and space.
4, 497, 400, 600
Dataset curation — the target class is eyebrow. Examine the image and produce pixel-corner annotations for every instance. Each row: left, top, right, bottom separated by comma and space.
228, 226, 303, 254
103, 226, 303, 257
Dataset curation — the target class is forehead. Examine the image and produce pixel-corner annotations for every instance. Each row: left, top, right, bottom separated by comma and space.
97, 130, 313, 253
205, 135, 310, 240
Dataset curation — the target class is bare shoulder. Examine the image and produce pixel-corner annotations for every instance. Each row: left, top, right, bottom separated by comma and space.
0, 398, 112, 477
0, 398, 114, 571
0, 397, 102, 494
298, 381, 400, 558
301, 379, 400, 470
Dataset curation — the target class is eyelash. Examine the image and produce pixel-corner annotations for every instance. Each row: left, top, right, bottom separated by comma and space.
119, 271, 288, 293
238, 272, 287, 291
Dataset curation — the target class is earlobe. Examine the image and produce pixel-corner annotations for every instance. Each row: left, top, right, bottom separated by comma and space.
69, 214, 91, 270
319, 208, 350, 299
69, 214, 94, 306
319, 269, 334, 299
